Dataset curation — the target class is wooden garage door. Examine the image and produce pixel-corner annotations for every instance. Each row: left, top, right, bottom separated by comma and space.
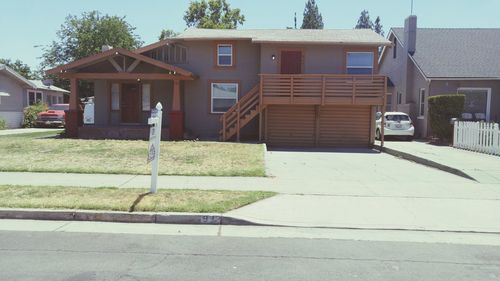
266, 105, 315, 147
266, 105, 371, 147
318, 105, 371, 147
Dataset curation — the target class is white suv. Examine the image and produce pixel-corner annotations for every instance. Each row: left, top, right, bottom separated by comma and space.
376, 112, 415, 141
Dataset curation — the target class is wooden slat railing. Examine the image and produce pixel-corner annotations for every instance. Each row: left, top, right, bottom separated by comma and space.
220, 85, 260, 141
259, 74, 386, 106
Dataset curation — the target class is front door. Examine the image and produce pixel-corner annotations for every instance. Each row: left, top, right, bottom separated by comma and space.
280, 51, 302, 74
121, 83, 140, 123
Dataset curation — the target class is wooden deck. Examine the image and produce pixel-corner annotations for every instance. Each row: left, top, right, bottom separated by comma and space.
259, 74, 387, 106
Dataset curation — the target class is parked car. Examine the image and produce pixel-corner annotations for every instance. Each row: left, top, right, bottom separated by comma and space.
375, 112, 415, 141
35, 104, 69, 128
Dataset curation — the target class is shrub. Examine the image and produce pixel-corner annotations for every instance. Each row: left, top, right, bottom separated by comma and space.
0, 118, 6, 130
428, 94, 465, 142
23, 102, 48, 128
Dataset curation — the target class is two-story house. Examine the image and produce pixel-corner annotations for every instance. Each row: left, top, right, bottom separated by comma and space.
47, 28, 390, 147
379, 16, 500, 138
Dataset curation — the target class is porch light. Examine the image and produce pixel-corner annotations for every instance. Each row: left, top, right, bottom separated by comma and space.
271, 54, 276, 61
115, 51, 119, 55
137, 78, 141, 82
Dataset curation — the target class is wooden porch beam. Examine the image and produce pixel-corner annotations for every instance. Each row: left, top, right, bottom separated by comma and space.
60, 73, 194, 80
126, 59, 141, 72
108, 58, 123, 72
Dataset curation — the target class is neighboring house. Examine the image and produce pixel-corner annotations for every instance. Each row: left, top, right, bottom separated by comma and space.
0, 64, 69, 128
47, 28, 390, 147
379, 16, 500, 138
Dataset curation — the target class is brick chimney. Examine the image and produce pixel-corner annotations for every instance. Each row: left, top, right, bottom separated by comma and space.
404, 15, 417, 55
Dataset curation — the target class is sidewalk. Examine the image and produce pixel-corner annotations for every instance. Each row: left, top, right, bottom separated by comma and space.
0, 128, 61, 136
378, 141, 500, 184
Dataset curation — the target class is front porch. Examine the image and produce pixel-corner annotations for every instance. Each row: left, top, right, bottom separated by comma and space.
46, 48, 195, 140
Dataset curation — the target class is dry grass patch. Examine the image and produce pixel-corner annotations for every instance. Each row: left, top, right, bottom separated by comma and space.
0, 131, 265, 176
0, 185, 275, 213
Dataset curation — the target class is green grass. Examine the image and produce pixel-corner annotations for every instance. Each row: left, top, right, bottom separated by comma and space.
0, 185, 275, 213
0, 131, 265, 176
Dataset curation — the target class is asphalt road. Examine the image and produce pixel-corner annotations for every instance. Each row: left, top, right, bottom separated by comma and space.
1, 230, 499, 281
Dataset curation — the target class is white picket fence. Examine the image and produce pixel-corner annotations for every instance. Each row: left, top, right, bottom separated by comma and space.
453, 121, 500, 156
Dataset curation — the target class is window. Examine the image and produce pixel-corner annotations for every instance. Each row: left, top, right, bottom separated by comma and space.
418, 88, 425, 118
58, 96, 63, 104
142, 84, 151, 111
458, 88, 492, 121
217, 44, 233, 66
393, 37, 397, 59
27, 90, 43, 105
346, 52, 374, 74
111, 83, 120, 110
397, 92, 403, 104
211, 82, 238, 113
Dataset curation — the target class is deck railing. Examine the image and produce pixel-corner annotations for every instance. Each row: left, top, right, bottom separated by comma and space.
259, 74, 387, 106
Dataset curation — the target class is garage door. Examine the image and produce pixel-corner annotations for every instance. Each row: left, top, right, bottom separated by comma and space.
266, 105, 371, 147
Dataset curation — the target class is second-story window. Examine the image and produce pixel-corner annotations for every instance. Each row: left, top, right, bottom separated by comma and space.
346, 52, 374, 74
217, 44, 233, 66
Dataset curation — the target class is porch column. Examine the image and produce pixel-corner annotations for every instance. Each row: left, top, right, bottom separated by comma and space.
65, 78, 80, 138
169, 79, 184, 140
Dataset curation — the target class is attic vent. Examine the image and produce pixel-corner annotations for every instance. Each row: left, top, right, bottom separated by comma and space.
149, 44, 187, 64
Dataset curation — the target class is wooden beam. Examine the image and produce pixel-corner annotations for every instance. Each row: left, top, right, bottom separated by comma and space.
127, 59, 141, 72
60, 73, 194, 80
108, 58, 123, 72
172, 80, 181, 111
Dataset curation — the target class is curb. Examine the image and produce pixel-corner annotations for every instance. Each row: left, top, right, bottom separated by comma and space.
375, 145, 477, 182
0, 208, 260, 226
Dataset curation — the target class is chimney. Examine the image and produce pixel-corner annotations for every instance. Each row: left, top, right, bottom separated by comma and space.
101, 45, 113, 52
404, 15, 417, 55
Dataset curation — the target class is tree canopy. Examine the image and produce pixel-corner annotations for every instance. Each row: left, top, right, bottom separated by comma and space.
301, 0, 324, 29
183, 0, 245, 29
355, 10, 373, 29
158, 29, 180, 40
0, 58, 39, 80
373, 16, 384, 36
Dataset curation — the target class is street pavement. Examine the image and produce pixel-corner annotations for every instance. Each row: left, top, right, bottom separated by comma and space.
0, 222, 499, 281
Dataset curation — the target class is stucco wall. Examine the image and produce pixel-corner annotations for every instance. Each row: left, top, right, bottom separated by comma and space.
379, 34, 407, 110
0, 72, 24, 112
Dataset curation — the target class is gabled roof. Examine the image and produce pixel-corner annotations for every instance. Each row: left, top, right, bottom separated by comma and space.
0, 64, 36, 88
46, 47, 194, 77
136, 28, 391, 53
391, 28, 500, 79
29, 80, 69, 94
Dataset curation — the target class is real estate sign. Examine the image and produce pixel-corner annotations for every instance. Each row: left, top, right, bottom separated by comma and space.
147, 103, 163, 193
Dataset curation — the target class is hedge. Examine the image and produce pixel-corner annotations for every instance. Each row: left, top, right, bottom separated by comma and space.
428, 94, 465, 141
0, 118, 5, 130
23, 102, 48, 128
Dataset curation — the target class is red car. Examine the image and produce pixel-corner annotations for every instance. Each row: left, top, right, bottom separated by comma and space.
35, 104, 69, 128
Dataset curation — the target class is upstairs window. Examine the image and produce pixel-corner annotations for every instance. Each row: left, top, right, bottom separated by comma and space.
217, 44, 233, 66
346, 52, 374, 74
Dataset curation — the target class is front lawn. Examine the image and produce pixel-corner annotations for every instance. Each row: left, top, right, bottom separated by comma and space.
0, 131, 265, 176
0, 185, 274, 213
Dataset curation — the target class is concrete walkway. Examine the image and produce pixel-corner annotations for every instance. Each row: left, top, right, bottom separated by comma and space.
379, 141, 500, 184
0, 128, 62, 136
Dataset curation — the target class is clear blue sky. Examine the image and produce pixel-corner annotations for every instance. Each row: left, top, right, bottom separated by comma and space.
1, 0, 499, 69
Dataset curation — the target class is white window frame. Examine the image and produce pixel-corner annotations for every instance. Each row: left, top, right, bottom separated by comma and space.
27, 90, 43, 105
210, 82, 238, 114
346, 52, 374, 74
217, 44, 233, 67
418, 88, 426, 119
457, 87, 492, 121
142, 83, 151, 111
111, 83, 120, 111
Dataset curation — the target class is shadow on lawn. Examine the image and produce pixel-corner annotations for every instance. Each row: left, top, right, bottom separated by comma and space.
128, 192, 152, 212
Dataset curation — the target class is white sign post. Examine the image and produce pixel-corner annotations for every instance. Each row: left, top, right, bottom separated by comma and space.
147, 102, 163, 193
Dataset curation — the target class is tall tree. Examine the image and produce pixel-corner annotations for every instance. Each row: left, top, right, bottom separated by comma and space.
40, 11, 142, 90
373, 16, 384, 36
158, 29, 180, 40
0, 58, 39, 80
301, 0, 324, 29
183, 0, 245, 29
355, 10, 373, 29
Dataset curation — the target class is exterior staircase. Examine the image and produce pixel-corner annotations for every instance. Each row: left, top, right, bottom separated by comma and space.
220, 84, 262, 141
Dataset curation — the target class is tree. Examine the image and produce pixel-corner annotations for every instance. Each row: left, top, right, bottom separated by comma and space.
40, 10, 142, 90
355, 10, 373, 29
159, 29, 180, 40
301, 0, 324, 29
374, 16, 384, 36
183, 0, 245, 29
0, 58, 39, 80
